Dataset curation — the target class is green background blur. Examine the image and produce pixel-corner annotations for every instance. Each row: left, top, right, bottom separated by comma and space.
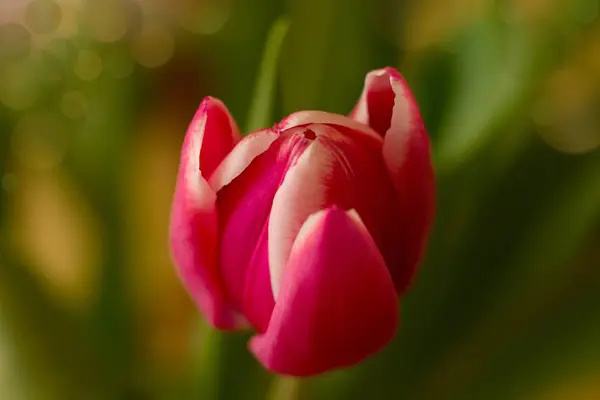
1, 0, 599, 399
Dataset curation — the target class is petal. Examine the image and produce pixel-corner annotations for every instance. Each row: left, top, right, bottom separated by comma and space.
267, 126, 332, 297
349, 67, 404, 137
169, 97, 242, 329
216, 133, 312, 327
250, 208, 398, 377
242, 230, 275, 333
208, 128, 278, 192
192, 96, 241, 179
268, 125, 402, 297
278, 110, 382, 147
351, 67, 435, 293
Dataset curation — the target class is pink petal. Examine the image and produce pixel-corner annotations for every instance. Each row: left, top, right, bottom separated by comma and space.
216, 133, 312, 328
267, 125, 333, 297
208, 128, 278, 192
350, 68, 396, 136
250, 208, 398, 376
268, 125, 402, 297
278, 110, 382, 148
351, 67, 435, 293
193, 97, 241, 179
242, 231, 275, 333
169, 97, 242, 329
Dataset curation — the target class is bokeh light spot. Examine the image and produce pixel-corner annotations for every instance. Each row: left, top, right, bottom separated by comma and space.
176, 0, 232, 35
25, 0, 62, 35
0, 23, 32, 62
74, 49, 103, 81
536, 67, 600, 154
131, 23, 175, 69
82, 0, 130, 43
539, 103, 600, 154
50, 1, 78, 40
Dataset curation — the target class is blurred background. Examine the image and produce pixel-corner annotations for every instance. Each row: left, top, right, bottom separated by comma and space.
0, 0, 599, 399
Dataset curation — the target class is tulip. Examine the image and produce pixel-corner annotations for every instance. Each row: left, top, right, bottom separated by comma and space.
170, 67, 435, 376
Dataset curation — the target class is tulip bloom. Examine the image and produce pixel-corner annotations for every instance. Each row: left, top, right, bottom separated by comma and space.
170, 67, 434, 376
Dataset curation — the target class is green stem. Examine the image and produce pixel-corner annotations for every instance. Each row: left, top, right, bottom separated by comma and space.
190, 321, 272, 400
266, 376, 303, 400
245, 16, 290, 133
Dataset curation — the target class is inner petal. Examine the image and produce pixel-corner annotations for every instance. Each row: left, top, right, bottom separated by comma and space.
216, 132, 312, 322
366, 75, 395, 136
268, 125, 402, 297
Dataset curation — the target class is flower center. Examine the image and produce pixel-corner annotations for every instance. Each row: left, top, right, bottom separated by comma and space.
302, 129, 317, 140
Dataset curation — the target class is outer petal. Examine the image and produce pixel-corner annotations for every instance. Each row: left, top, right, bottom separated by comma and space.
351, 67, 435, 293
250, 208, 398, 376
195, 97, 241, 178
241, 232, 274, 333
169, 97, 241, 329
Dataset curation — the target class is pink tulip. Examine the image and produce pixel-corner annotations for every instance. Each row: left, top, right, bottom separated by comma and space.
170, 67, 435, 376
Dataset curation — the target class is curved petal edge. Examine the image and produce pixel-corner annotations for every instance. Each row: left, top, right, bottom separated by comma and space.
351, 67, 435, 293
169, 97, 243, 329
250, 208, 398, 376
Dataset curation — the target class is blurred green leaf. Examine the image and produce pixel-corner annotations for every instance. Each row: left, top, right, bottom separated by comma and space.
246, 17, 290, 132
204, 0, 284, 123
435, 15, 550, 173
62, 74, 140, 397
404, 145, 600, 399
459, 252, 600, 400
512, 155, 600, 281
422, 150, 600, 400
0, 243, 101, 399
267, 376, 302, 400
397, 139, 600, 400
404, 48, 457, 141
189, 323, 271, 400
281, 0, 389, 114
190, 320, 223, 399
